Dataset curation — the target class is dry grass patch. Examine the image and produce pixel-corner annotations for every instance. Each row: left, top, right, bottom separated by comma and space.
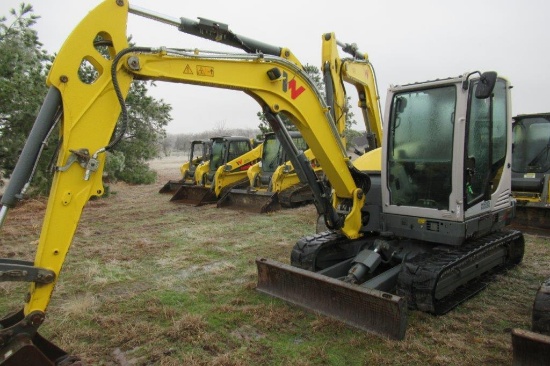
0, 156, 549, 364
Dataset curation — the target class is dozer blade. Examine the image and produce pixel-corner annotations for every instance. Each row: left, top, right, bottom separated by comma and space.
170, 185, 217, 206
159, 179, 185, 194
217, 189, 281, 213
512, 329, 550, 366
255, 258, 408, 340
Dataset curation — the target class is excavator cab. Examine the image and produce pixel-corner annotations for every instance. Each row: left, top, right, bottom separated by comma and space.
510, 113, 550, 229
159, 139, 211, 194
259, 71, 524, 338
382, 73, 512, 243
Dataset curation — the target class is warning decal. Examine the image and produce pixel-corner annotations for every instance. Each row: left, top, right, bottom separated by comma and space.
197, 65, 214, 77
183, 65, 193, 75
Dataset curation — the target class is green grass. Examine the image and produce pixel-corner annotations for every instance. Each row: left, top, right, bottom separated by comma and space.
0, 178, 549, 365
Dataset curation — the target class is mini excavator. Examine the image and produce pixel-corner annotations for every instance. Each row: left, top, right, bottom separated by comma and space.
0, 1, 528, 364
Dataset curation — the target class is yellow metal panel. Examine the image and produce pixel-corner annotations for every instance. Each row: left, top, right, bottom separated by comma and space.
26, 0, 132, 315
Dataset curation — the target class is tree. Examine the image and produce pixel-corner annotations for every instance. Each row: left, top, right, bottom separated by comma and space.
0, 4, 172, 194
107, 81, 171, 184
0, 3, 52, 192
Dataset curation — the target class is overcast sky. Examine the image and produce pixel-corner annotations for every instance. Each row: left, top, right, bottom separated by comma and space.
2, 0, 548, 134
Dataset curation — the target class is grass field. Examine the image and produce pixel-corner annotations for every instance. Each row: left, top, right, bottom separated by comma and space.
0, 156, 549, 365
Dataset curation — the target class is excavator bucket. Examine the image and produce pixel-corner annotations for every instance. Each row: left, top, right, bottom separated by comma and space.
159, 179, 185, 194
255, 258, 408, 340
217, 189, 281, 213
0, 310, 78, 365
169, 185, 217, 206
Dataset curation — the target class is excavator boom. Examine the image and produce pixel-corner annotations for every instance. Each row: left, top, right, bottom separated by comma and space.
0, 1, 380, 362
0, 1, 527, 363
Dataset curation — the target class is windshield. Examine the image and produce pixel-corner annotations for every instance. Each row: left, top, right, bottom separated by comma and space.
209, 140, 226, 172
262, 136, 281, 173
387, 85, 456, 209
261, 134, 307, 173
190, 142, 206, 162
512, 115, 550, 173
292, 135, 307, 151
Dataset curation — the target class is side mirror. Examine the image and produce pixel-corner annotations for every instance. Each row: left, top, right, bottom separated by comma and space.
475, 71, 497, 99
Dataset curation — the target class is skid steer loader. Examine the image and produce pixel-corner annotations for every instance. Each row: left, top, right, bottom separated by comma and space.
159, 139, 211, 194
511, 113, 550, 231
217, 131, 321, 213
0, 1, 529, 363
170, 136, 261, 205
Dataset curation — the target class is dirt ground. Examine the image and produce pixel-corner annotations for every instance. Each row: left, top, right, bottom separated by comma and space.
0, 156, 549, 365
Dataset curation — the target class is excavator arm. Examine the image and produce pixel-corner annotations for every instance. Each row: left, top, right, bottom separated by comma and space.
0, 1, 368, 362
321, 33, 383, 152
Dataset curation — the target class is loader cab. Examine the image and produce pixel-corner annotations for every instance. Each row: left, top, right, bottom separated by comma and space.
381, 72, 513, 245
511, 113, 550, 195
205, 136, 252, 185
257, 132, 306, 186
185, 140, 211, 180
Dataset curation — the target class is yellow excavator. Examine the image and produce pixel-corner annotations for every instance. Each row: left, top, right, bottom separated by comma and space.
511, 113, 550, 230
169, 136, 261, 205
0, 1, 530, 363
159, 138, 211, 194
217, 131, 321, 213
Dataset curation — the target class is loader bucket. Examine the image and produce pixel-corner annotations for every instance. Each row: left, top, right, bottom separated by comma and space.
255, 258, 408, 340
159, 179, 185, 194
512, 329, 550, 366
170, 185, 217, 206
217, 189, 281, 213
512, 206, 550, 231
